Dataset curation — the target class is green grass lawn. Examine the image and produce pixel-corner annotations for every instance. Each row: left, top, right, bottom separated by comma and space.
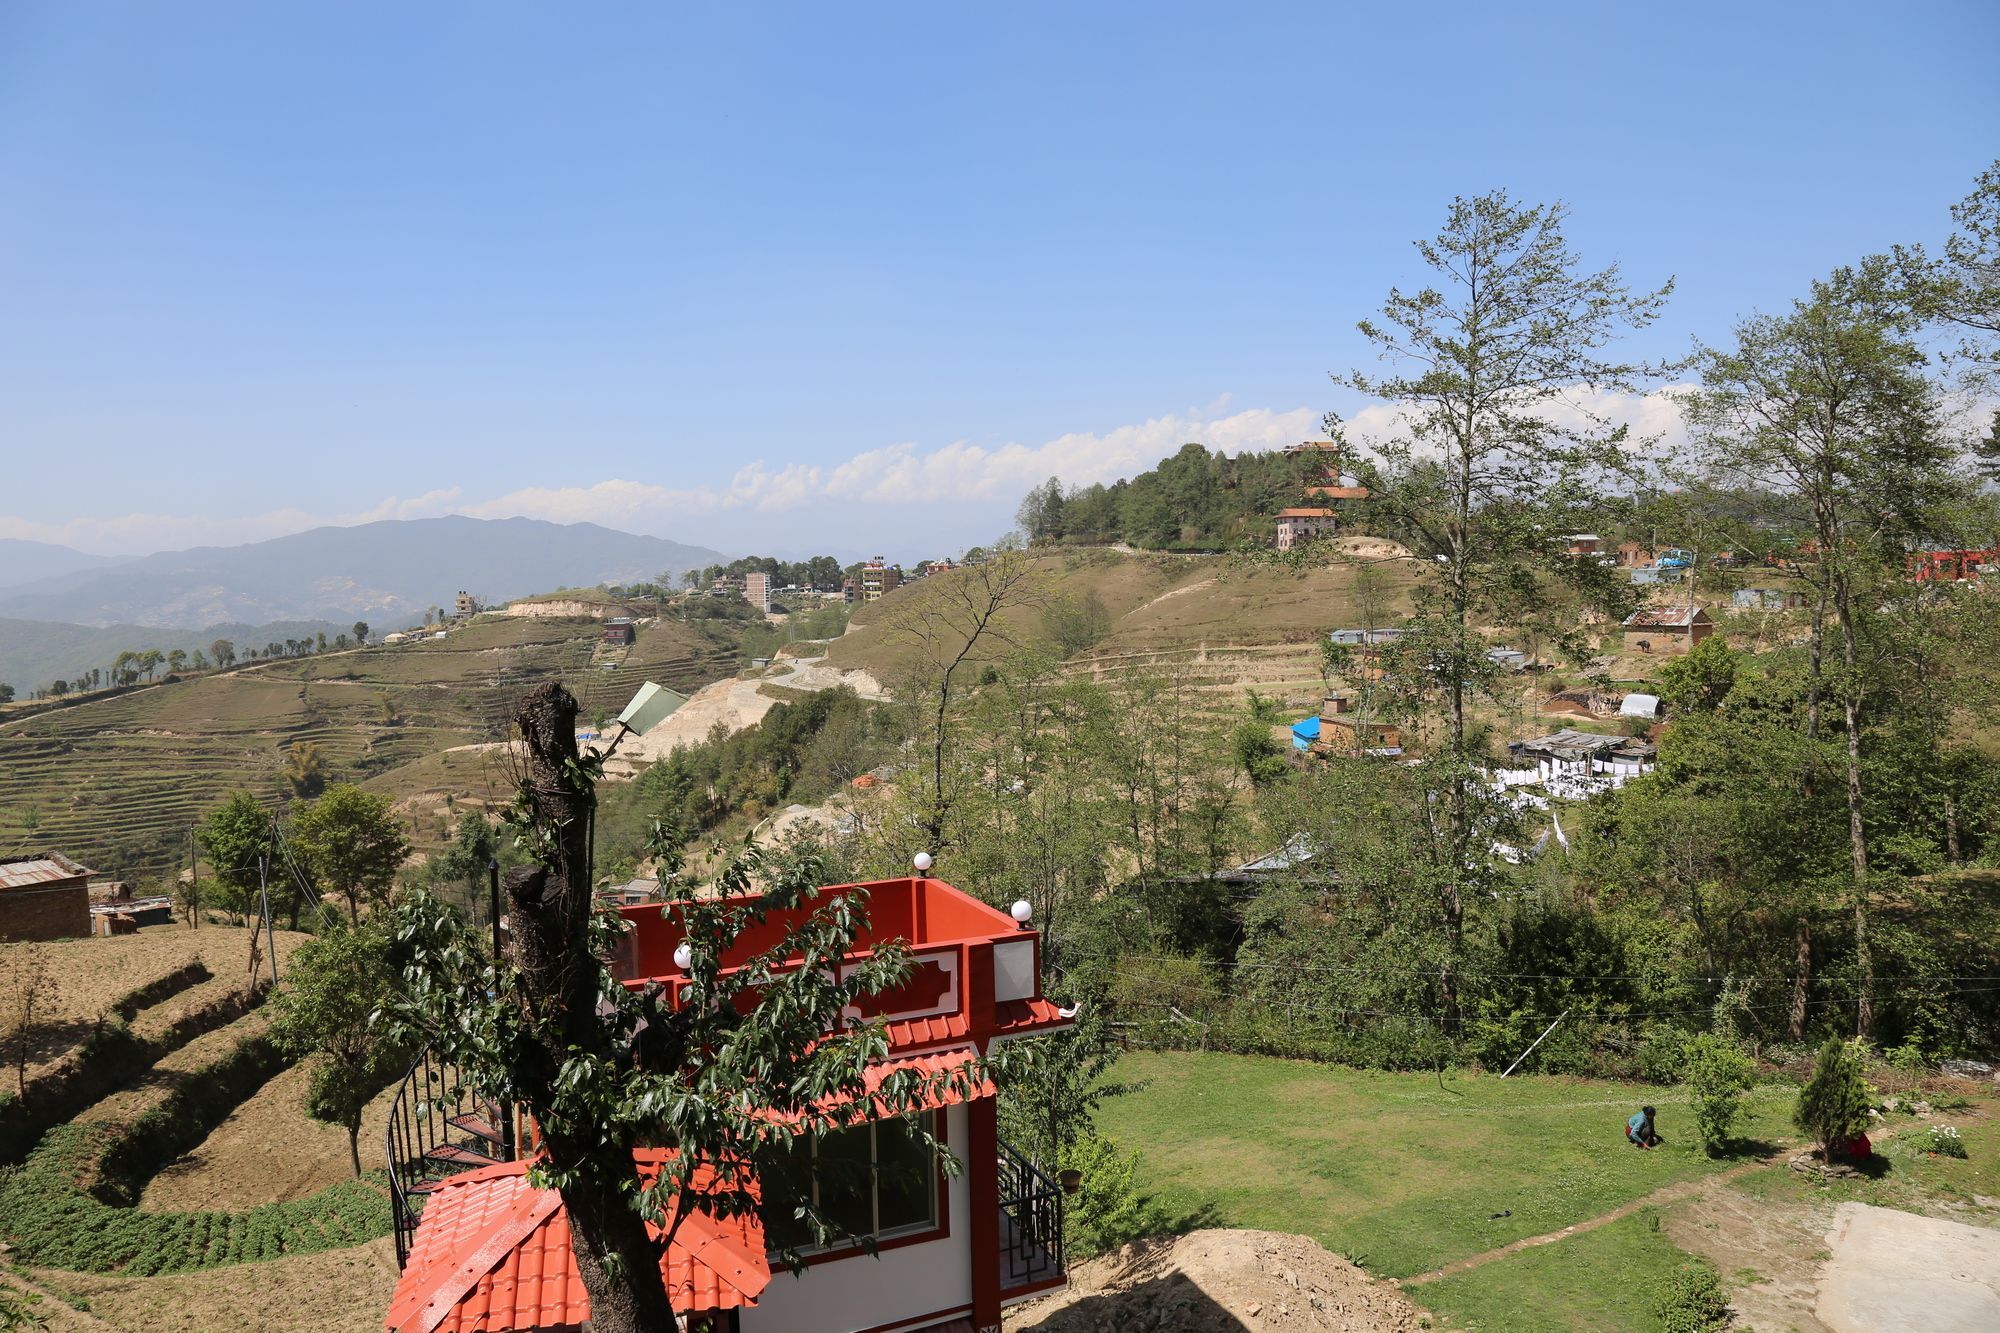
1414, 1209, 1707, 1332
1091, 1050, 1798, 1280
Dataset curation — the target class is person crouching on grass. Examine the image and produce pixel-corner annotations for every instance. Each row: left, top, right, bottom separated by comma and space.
1627, 1105, 1661, 1148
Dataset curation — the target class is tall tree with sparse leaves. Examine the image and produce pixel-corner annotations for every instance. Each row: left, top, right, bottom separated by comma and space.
1330, 191, 1676, 1026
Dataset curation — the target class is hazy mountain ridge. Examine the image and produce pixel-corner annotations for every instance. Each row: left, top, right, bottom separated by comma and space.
0, 517, 728, 630
0, 539, 125, 594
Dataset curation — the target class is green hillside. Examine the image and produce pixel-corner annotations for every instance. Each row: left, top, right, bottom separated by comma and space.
0, 614, 739, 880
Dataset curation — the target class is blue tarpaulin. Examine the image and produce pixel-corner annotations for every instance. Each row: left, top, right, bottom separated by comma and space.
1290, 716, 1320, 750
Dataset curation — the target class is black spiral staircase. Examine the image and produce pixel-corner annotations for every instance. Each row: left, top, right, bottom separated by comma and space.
386, 1047, 518, 1267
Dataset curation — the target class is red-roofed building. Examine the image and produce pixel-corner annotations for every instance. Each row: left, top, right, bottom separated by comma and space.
387, 875, 1075, 1333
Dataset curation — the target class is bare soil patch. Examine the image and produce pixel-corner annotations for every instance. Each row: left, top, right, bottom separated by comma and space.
1007, 1229, 1425, 1333
36, 1235, 400, 1333
1665, 1177, 1836, 1333
140, 1061, 399, 1211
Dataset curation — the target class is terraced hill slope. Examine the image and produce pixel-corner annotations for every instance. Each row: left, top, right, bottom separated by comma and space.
825, 546, 1416, 711
0, 615, 740, 880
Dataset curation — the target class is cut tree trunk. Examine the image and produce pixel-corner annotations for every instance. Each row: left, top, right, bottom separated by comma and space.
505, 683, 678, 1333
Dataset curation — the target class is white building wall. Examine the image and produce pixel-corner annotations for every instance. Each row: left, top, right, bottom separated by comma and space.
739, 1103, 974, 1333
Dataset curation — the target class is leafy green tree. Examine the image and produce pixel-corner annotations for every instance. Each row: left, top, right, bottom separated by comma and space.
1017, 476, 1068, 543
195, 791, 282, 921
293, 785, 411, 925
351, 621, 369, 645
1685, 265, 1965, 1035
1794, 1037, 1872, 1159
165, 649, 187, 674
0, 684, 13, 703
1681, 1032, 1755, 1156
427, 810, 502, 920
1654, 636, 1738, 715
387, 682, 987, 1333
209, 638, 235, 666
1329, 191, 1674, 1025
1896, 159, 1998, 378
1231, 718, 1289, 788
270, 923, 411, 1175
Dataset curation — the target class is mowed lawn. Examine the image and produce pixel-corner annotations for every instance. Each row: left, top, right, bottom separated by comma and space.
1092, 1050, 1797, 1280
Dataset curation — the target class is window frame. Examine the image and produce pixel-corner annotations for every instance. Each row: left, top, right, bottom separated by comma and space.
763, 1110, 951, 1264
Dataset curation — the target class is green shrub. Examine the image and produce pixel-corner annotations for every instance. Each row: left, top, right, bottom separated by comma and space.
1059, 1134, 1167, 1257
1634, 1022, 1692, 1084
1682, 1032, 1755, 1156
1794, 1037, 1872, 1155
1649, 1254, 1732, 1332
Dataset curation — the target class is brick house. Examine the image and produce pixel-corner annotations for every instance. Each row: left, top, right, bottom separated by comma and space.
1310, 693, 1402, 756
385, 873, 1076, 1333
0, 853, 93, 941
1620, 606, 1716, 655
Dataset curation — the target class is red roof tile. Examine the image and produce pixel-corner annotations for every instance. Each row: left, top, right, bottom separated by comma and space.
993, 996, 1076, 1039
798, 1044, 995, 1126
883, 1010, 970, 1050
385, 1157, 769, 1333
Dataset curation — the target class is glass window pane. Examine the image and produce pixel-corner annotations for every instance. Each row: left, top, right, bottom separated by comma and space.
756, 1135, 815, 1253
815, 1124, 876, 1242
875, 1115, 935, 1234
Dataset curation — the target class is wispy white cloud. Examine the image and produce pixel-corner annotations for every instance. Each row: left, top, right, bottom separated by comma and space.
0, 392, 1699, 558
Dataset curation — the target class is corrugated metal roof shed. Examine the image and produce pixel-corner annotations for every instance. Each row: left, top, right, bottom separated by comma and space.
0, 853, 93, 890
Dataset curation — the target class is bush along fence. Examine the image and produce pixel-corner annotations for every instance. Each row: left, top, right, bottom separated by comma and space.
0, 1029, 392, 1273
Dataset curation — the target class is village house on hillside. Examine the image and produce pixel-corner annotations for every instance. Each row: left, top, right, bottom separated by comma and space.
1275, 507, 1338, 551
1309, 691, 1402, 756
1620, 605, 1715, 655
385, 872, 1076, 1333
0, 852, 92, 941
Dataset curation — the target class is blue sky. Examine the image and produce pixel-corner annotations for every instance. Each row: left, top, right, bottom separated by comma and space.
1, 1, 1994, 561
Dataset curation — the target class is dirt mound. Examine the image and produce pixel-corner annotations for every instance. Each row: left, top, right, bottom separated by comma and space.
1334, 536, 1411, 561
1007, 1230, 1425, 1332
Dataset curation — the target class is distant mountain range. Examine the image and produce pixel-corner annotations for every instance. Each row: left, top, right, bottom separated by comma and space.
0, 517, 728, 631
0, 538, 124, 593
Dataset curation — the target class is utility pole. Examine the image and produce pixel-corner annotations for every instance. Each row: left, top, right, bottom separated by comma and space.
187, 827, 200, 929
256, 856, 279, 987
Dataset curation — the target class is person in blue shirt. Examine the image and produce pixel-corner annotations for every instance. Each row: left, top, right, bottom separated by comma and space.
1626, 1105, 1661, 1148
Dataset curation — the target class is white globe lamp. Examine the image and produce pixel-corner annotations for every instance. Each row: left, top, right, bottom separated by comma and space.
672, 941, 694, 971
1010, 899, 1033, 928
913, 851, 934, 876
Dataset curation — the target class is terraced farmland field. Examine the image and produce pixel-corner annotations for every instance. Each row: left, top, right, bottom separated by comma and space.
0, 615, 738, 881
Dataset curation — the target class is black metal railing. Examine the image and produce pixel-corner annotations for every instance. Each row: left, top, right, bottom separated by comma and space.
386, 1047, 517, 1266
996, 1140, 1065, 1290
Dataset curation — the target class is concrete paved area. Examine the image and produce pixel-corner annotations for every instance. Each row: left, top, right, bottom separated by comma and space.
1816, 1202, 2000, 1332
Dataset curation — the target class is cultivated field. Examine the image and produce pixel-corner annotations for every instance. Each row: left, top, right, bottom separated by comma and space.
826, 547, 1417, 708
0, 615, 739, 880
0, 923, 399, 1332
